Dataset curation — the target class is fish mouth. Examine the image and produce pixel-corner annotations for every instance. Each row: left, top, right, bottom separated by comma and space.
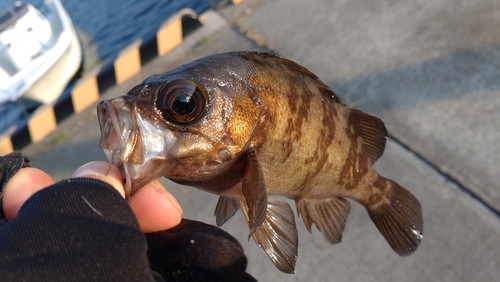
97, 99, 138, 196
97, 98, 177, 197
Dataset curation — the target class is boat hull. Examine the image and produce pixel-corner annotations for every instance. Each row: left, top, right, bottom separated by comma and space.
0, 0, 82, 105
23, 23, 82, 104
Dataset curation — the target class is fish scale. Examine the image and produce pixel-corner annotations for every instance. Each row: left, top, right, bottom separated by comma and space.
97, 51, 423, 273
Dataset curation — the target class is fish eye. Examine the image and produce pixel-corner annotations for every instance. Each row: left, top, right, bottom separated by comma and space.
156, 79, 208, 125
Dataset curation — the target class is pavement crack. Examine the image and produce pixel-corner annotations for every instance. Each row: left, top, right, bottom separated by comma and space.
215, 3, 275, 51
231, 22, 274, 50
387, 133, 500, 219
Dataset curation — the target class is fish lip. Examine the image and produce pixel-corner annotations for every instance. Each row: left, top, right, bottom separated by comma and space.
97, 99, 134, 196
97, 98, 178, 197
97, 100, 111, 149
97, 101, 116, 150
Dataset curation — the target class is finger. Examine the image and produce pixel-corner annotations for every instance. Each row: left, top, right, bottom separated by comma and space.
72, 161, 125, 198
2, 167, 56, 220
127, 180, 182, 233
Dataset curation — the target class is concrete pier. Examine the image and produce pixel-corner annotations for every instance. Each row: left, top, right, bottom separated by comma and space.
14, 1, 500, 281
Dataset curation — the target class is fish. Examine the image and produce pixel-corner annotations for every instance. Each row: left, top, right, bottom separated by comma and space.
97, 51, 423, 273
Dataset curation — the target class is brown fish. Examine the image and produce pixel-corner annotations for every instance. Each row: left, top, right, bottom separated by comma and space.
97, 51, 423, 273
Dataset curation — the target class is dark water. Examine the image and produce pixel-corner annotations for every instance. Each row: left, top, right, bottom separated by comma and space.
1, 0, 210, 61
0, 0, 211, 133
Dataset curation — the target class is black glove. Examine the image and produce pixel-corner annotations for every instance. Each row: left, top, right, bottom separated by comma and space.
0, 152, 256, 282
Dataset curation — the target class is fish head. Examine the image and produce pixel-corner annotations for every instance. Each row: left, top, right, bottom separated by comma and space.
97, 54, 263, 197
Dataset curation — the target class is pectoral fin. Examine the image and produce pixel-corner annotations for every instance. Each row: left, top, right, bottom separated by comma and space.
296, 197, 351, 244
214, 196, 240, 226
241, 197, 298, 273
242, 149, 267, 233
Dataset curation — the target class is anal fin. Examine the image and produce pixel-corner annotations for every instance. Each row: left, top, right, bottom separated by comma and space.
245, 198, 298, 274
214, 196, 240, 227
296, 197, 351, 244
368, 178, 423, 256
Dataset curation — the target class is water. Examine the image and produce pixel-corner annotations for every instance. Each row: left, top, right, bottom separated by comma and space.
1, 0, 210, 60
0, 0, 212, 133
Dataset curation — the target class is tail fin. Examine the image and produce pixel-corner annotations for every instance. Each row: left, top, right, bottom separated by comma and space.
368, 179, 423, 256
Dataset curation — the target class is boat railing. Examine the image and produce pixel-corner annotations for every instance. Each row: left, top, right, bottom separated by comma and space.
0, 2, 29, 33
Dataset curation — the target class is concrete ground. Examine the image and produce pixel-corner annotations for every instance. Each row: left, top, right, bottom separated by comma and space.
22, 0, 500, 281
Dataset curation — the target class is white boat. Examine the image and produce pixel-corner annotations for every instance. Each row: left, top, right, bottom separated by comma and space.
0, 0, 82, 105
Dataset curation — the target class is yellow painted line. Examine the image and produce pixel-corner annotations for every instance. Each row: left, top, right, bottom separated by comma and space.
27, 106, 57, 143
157, 8, 196, 56
157, 15, 183, 56
114, 39, 142, 85
71, 75, 99, 113
0, 136, 14, 155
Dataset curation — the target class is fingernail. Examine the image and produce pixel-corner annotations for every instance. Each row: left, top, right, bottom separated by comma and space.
72, 162, 125, 198
72, 161, 113, 178
152, 180, 183, 214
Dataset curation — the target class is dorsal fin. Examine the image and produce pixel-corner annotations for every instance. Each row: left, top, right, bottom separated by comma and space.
348, 108, 387, 165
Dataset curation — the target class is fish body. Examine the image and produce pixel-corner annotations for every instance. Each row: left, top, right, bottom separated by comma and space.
97, 51, 423, 273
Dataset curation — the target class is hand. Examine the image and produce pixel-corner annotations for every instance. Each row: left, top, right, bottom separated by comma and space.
2, 161, 182, 233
